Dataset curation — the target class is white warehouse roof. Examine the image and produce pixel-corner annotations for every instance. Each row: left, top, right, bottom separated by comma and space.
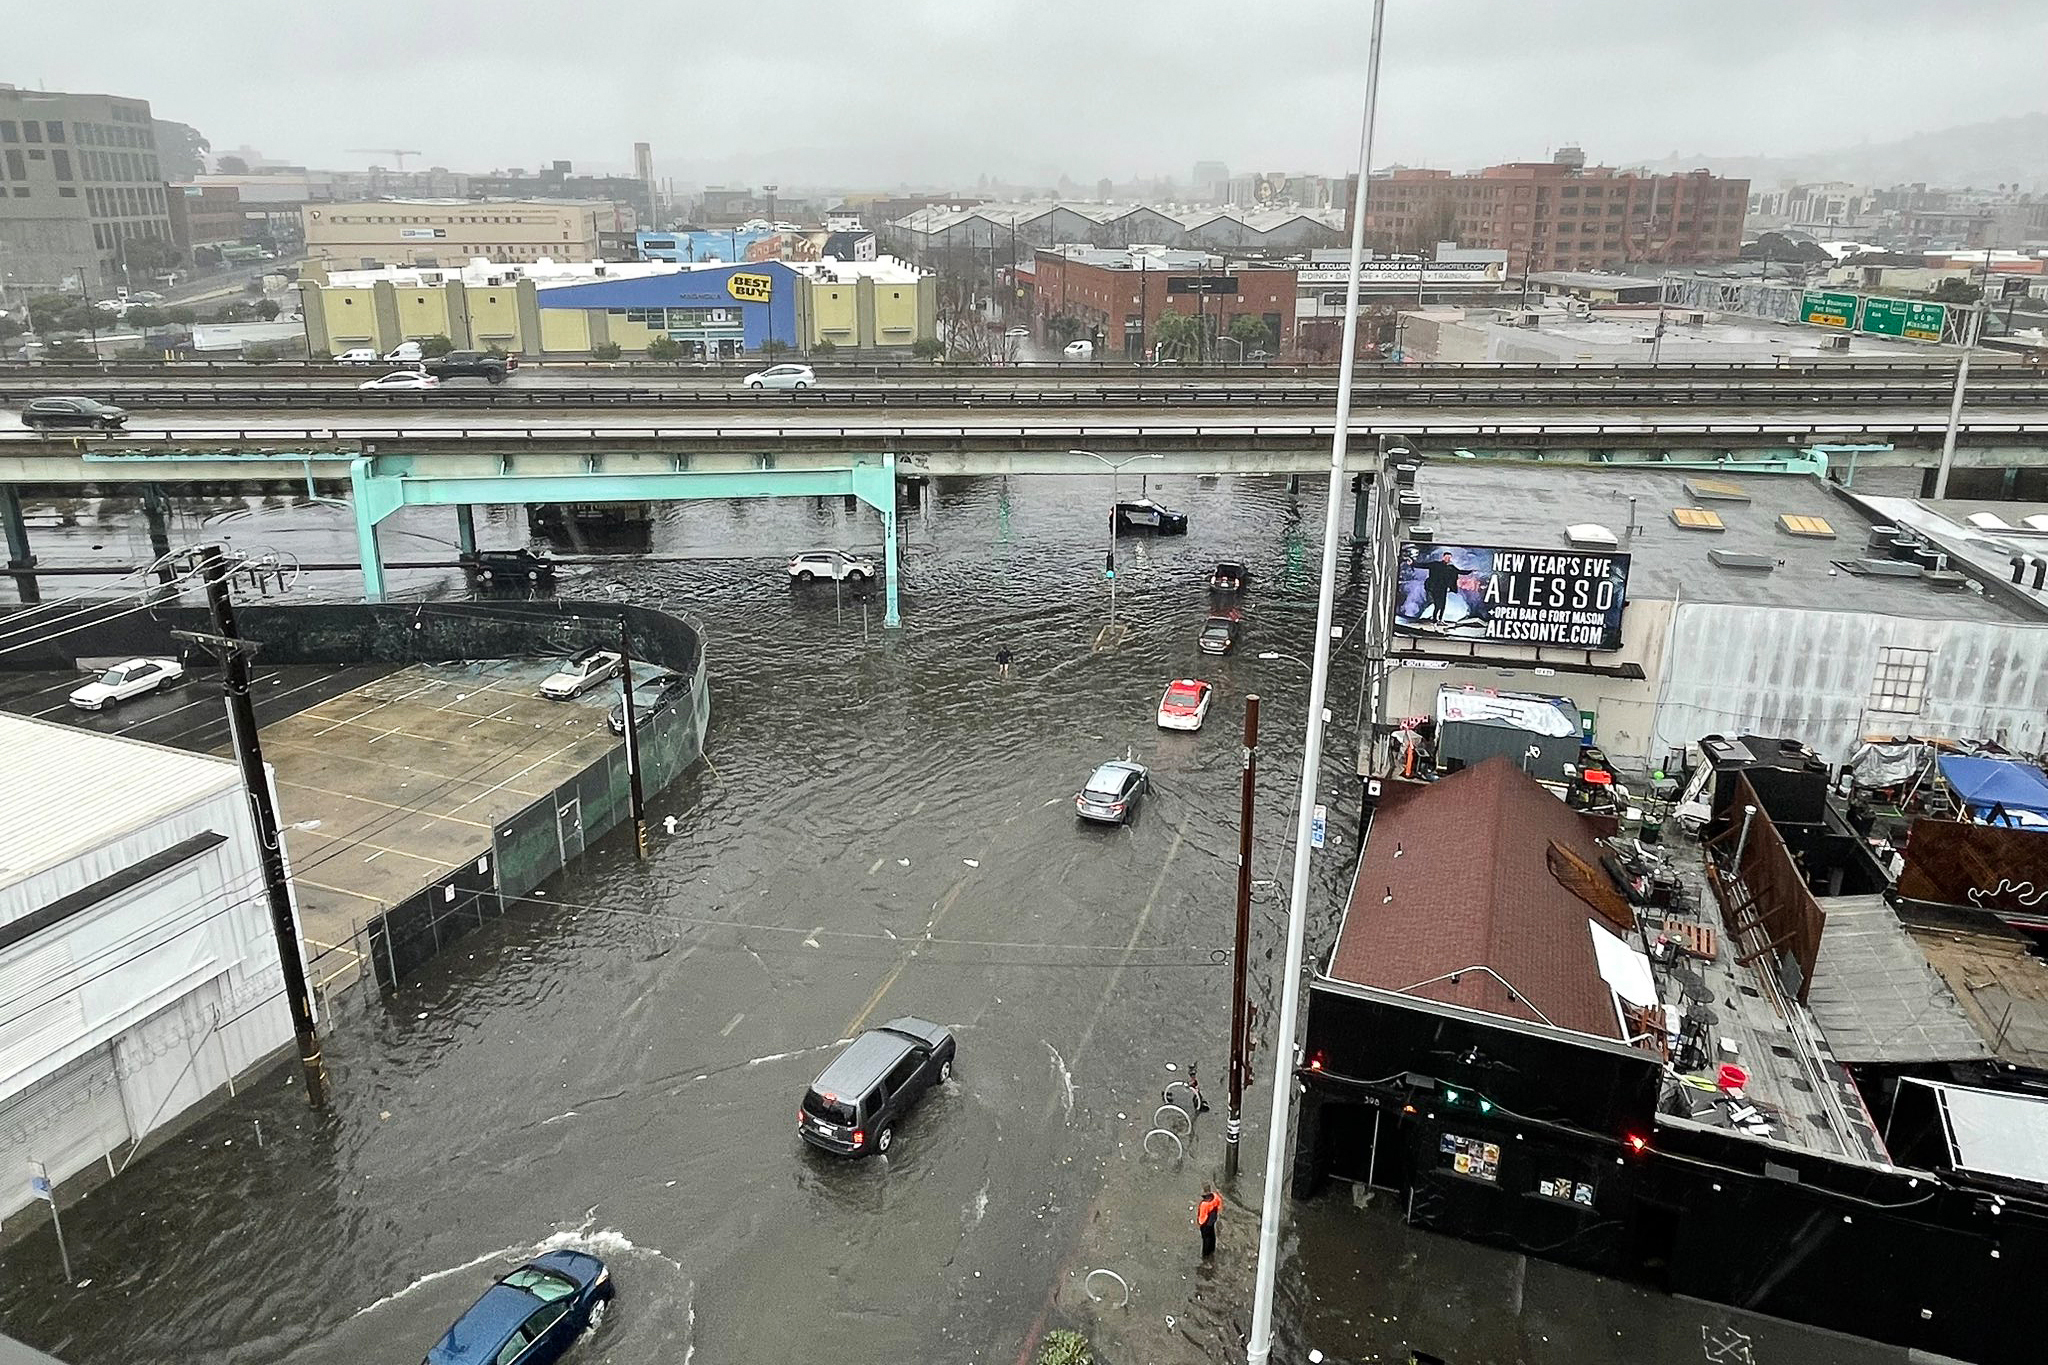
0, 713, 242, 890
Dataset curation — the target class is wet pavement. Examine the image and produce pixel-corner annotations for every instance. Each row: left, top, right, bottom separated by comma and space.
0, 478, 1899, 1365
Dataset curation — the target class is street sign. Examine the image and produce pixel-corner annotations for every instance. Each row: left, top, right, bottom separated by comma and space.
1167, 276, 1240, 295
1310, 804, 1327, 849
1858, 296, 1947, 343
1799, 291, 1858, 329
28, 1174, 51, 1202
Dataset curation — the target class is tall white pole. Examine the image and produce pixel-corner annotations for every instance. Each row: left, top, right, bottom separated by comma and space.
1933, 296, 1986, 500
1244, 3, 1387, 1362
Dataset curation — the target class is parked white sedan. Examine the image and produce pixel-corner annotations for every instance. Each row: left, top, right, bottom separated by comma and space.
539, 647, 624, 700
70, 657, 185, 711
358, 370, 440, 392
743, 363, 815, 391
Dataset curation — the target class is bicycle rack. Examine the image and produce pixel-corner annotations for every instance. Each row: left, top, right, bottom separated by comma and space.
1084, 1268, 1131, 1309
1162, 1080, 1201, 1112
1141, 1126, 1186, 1161
1153, 1103, 1193, 1136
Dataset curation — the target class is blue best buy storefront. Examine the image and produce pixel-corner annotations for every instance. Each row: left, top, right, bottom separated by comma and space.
537, 261, 801, 359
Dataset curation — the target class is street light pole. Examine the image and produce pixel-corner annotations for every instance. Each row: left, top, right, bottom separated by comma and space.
1226, 692, 1260, 1177
1069, 448, 1161, 647
1245, 0, 1386, 1360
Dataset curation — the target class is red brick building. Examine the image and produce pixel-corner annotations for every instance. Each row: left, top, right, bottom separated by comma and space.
1031, 248, 1296, 359
1354, 158, 1748, 273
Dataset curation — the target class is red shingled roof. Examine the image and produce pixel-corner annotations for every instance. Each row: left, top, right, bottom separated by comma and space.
1329, 757, 1626, 1039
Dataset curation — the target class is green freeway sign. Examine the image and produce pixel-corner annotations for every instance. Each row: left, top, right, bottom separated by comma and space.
1799, 291, 1859, 329
1858, 296, 1948, 343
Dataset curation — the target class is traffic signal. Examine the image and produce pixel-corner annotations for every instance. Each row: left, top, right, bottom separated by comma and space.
1104, 549, 1116, 580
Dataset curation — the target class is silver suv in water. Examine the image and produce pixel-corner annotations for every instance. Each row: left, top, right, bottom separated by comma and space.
786, 548, 877, 584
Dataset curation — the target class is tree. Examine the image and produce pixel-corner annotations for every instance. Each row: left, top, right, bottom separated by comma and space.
812, 337, 837, 356
164, 306, 197, 326
911, 336, 944, 360
1047, 313, 1083, 343
590, 341, 623, 360
645, 335, 682, 361
1152, 308, 1205, 360
1932, 277, 1982, 304
216, 155, 250, 174
1228, 314, 1274, 353
153, 120, 211, 181
759, 338, 792, 358
122, 238, 183, 277
0, 314, 23, 341
28, 293, 91, 336
418, 334, 455, 358
43, 338, 95, 361
255, 299, 281, 321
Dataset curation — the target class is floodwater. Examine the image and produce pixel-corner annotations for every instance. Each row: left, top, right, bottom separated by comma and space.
0, 472, 1378, 1363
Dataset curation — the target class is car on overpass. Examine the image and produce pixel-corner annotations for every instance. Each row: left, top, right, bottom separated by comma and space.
20, 396, 130, 431
358, 370, 440, 392
335, 347, 382, 365
744, 363, 815, 391
425, 350, 518, 384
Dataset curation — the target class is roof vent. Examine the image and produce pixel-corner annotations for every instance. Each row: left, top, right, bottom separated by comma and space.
1566, 523, 1619, 548
1408, 523, 1436, 541
1708, 550, 1776, 571
1925, 569, 1968, 590
1865, 523, 1899, 551
1837, 558, 1924, 578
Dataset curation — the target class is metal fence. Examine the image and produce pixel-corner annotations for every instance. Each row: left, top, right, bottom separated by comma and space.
365, 643, 710, 986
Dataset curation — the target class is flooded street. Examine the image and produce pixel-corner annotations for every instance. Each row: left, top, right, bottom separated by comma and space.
0, 473, 1372, 1363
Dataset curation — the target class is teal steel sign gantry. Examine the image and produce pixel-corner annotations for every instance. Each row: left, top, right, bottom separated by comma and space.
348, 452, 906, 626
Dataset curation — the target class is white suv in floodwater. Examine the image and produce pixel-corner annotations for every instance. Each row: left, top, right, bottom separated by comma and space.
787, 549, 877, 584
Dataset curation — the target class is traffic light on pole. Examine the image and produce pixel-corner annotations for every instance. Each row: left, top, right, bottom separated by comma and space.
1104, 548, 1115, 580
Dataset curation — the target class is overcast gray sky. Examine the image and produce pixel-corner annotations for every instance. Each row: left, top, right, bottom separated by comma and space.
10, 0, 2047, 187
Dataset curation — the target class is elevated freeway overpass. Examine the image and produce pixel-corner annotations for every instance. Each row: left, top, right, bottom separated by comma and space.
4, 388, 2046, 626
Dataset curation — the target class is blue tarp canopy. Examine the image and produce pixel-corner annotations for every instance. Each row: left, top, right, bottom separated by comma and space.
1938, 756, 2048, 826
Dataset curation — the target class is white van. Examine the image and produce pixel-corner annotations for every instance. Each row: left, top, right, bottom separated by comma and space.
1063, 339, 1094, 360
386, 341, 423, 363
335, 347, 381, 365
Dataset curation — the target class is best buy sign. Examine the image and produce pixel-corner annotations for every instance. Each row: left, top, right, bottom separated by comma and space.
727, 272, 774, 302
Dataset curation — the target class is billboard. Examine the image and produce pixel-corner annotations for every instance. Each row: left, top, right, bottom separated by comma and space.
1394, 543, 1630, 651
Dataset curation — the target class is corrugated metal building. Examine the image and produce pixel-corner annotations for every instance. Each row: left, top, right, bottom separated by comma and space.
0, 715, 302, 1220
1381, 464, 2048, 775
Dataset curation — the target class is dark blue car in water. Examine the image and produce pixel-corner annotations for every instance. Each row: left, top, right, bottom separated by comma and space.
423, 1250, 612, 1365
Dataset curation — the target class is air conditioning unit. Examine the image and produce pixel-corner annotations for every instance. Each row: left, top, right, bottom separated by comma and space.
1682, 310, 1707, 325
1819, 333, 1850, 351
1514, 312, 1542, 328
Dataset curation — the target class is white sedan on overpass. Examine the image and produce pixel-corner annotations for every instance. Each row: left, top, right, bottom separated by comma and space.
358, 370, 440, 392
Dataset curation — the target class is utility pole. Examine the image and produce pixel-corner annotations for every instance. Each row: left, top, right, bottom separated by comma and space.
1226, 693, 1261, 1177
178, 545, 326, 1108
617, 616, 648, 859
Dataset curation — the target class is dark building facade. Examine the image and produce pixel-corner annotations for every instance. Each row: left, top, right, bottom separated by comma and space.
1295, 759, 2047, 1365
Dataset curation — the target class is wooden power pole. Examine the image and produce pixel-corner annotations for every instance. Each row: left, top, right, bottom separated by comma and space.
1226, 692, 1260, 1176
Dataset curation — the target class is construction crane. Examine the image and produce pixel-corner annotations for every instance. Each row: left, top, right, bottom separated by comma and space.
347, 148, 423, 170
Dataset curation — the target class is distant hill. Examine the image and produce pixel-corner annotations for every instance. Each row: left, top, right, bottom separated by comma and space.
1639, 113, 2048, 191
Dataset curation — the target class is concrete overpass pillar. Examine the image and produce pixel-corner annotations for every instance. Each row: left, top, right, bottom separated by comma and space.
882, 492, 901, 629
142, 486, 177, 585
456, 504, 477, 557
1, 485, 38, 605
